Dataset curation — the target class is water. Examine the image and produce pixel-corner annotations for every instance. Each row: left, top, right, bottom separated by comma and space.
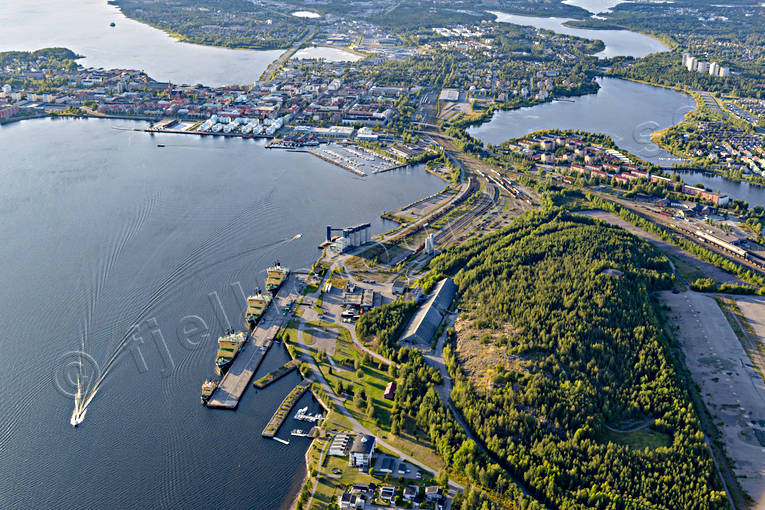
672, 169, 765, 209
0, 0, 283, 86
292, 47, 362, 62
491, 11, 668, 58
562, 0, 626, 14
0, 117, 444, 509
292, 11, 321, 18
468, 77, 696, 165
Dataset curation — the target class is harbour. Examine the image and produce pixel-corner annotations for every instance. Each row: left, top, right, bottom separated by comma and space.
3, 0, 757, 506
0, 116, 444, 510
205, 272, 298, 409
262, 380, 313, 438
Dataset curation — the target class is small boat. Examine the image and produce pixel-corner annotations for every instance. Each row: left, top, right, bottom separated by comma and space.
110, 22, 116, 27
157, 144, 165, 148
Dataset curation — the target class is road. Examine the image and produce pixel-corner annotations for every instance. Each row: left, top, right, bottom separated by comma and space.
258, 28, 316, 82
422, 312, 537, 501
294, 327, 464, 493
293, 270, 464, 494
306, 434, 331, 510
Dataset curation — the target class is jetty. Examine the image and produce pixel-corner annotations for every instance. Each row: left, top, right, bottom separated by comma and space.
253, 360, 299, 389
262, 380, 312, 437
206, 276, 297, 409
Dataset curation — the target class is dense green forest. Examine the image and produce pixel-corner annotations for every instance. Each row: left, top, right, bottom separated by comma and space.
355, 301, 416, 357
427, 209, 728, 509
0, 48, 79, 68
390, 347, 540, 509
111, 0, 306, 49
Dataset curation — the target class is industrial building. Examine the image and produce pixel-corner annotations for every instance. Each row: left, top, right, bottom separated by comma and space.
328, 223, 371, 252
342, 288, 381, 312
399, 278, 457, 345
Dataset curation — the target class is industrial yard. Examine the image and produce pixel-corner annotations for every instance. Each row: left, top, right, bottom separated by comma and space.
662, 291, 765, 502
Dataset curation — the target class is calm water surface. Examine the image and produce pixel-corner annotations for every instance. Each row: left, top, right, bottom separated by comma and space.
672, 169, 765, 209
0, 0, 283, 85
0, 117, 444, 509
468, 77, 695, 165
491, 10, 668, 58
562, 0, 626, 14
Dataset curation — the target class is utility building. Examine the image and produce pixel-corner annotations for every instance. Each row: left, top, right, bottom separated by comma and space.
399, 278, 457, 345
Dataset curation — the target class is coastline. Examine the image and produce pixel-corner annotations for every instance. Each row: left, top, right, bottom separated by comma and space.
110, 3, 296, 53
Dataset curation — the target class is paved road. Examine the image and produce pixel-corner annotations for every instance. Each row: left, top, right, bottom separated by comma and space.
295, 274, 463, 492
306, 434, 331, 509
258, 28, 316, 81
296, 327, 464, 492
311, 261, 393, 366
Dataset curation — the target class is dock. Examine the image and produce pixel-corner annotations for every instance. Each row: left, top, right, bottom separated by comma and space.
301, 148, 367, 177
262, 380, 312, 438
205, 276, 297, 409
253, 359, 299, 389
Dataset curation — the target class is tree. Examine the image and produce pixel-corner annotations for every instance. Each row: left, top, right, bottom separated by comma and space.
437, 469, 449, 489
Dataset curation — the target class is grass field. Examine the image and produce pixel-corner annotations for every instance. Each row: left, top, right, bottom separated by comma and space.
599, 427, 672, 451
288, 316, 445, 499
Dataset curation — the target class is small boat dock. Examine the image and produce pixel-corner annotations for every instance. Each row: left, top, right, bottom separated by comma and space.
262, 380, 312, 438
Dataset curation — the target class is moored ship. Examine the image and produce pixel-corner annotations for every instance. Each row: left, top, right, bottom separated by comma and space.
245, 289, 272, 330
201, 379, 217, 404
265, 262, 290, 294
214, 330, 247, 376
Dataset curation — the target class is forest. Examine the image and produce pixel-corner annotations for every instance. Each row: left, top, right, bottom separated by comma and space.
427, 209, 729, 509
0, 48, 79, 68
111, 0, 307, 50
389, 347, 540, 510
355, 301, 416, 358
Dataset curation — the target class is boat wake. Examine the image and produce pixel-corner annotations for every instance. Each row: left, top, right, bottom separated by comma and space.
67, 231, 304, 426
70, 375, 87, 427
70, 408, 86, 427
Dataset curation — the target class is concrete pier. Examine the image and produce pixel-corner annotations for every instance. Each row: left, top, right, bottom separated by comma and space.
206, 277, 297, 409
253, 360, 299, 389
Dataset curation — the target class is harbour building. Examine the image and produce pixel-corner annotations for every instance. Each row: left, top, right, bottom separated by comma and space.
399, 278, 457, 345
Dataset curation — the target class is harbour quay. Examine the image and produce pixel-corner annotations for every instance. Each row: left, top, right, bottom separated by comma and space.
205, 275, 298, 409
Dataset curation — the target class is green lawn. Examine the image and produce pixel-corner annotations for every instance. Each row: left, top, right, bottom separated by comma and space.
292, 320, 446, 484
599, 427, 672, 451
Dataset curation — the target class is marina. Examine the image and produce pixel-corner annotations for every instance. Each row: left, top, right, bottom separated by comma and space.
301, 143, 406, 177
294, 406, 323, 423
262, 380, 313, 438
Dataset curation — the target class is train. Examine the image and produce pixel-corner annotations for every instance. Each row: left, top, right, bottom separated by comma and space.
694, 230, 748, 258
